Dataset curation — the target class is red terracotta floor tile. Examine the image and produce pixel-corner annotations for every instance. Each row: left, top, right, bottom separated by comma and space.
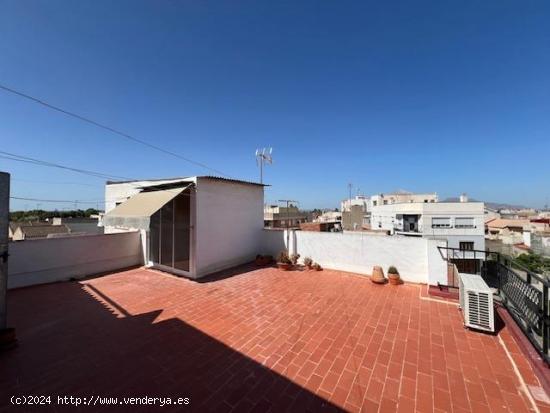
1, 265, 545, 413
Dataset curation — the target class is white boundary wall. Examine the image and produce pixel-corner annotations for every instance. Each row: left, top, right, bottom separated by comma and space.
262, 230, 447, 285
8, 232, 143, 289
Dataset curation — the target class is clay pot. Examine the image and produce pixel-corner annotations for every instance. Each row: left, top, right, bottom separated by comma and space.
277, 263, 292, 271
371, 266, 387, 284
305, 265, 312, 270
388, 272, 401, 285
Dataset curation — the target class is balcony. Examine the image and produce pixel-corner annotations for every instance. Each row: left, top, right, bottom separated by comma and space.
394, 226, 422, 236
3, 264, 549, 412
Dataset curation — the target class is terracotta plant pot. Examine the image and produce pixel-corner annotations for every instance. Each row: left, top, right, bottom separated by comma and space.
305, 265, 312, 270
371, 266, 387, 284
388, 273, 401, 285
277, 263, 292, 271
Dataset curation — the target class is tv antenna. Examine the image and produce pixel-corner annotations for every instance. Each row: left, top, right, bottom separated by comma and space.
255, 147, 273, 184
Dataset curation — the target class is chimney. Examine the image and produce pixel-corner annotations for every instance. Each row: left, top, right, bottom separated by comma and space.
460, 193, 468, 203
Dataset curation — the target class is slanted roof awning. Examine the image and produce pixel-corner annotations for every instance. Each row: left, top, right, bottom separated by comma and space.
102, 185, 192, 230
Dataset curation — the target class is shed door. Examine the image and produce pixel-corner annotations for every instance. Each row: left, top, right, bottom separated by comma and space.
149, 192, 191, 273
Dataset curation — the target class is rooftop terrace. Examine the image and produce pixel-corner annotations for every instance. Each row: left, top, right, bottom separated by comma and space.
2, 265, 549, 412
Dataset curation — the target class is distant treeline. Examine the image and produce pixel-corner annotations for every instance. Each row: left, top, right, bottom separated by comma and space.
9, 208, 101, 222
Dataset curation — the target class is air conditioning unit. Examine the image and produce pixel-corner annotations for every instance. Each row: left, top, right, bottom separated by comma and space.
459, 273, 494, 332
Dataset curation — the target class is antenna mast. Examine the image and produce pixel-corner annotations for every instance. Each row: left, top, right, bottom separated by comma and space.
255, 148, 273, 184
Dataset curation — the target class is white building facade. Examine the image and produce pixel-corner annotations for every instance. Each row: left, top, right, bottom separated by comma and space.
370, 201, 485, 251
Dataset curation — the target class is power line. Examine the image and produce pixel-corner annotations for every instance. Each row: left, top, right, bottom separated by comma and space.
12, 178, 99, 187
11, 186, 193, 205
10, 196, 102, 204
0, 151, 132, 181
0, 83, 232, 178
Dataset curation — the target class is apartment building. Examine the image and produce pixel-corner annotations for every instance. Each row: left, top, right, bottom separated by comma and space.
341, 191, 439, 228
369, 191, 439, 208
264, 205, 308, 229
371, 199, 485, 251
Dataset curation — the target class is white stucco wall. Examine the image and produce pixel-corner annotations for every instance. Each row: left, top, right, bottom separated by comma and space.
8, 232, 143, 289
261, 230, 447, 284
194, 178, 264, 277
426, 239, 448, 285
262, 229, 287, 257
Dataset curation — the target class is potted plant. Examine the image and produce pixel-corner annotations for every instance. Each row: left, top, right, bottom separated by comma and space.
277, 251, 293, 271
290, 253, 300, 266
312, 262, 322, 271
371, 265, 386, 284
303, 257, 313, 270
388, 266, 401, 285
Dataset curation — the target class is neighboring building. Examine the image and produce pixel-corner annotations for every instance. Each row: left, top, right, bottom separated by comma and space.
341, 191, 439, 228
485, 219, 530, 245
341, 195, 370, 227
264, 205, 308, 229
299, 222, 340, 232
371, 200, 485, 251
369, 191, 438, 209
11, 224, 71, 241
530, 218, 550, 233
340, 195, 369, 213
102, 176, 265, 279
531, 232, 550, 257
314, 210, 342, 224
341, 204, 364, 231
512, 243, 531, 256
51, 217, 104, 235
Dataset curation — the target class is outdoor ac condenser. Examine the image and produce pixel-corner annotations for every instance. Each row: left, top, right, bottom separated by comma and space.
459, 273, 495, 333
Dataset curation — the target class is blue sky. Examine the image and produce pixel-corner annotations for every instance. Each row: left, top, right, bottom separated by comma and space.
1, 0, 549, 210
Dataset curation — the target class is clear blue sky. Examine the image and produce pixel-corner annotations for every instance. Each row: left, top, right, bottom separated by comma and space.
1, 0, 549, 211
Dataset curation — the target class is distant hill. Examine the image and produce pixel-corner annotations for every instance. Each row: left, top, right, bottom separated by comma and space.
442, 198, 530, 211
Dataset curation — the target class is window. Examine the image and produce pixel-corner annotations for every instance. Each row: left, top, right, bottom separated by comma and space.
373, 200, 377, 206
383, 200, 388, 205
455, 217, 475, 228
432, 217, 451, 228
459, 242, 474, 251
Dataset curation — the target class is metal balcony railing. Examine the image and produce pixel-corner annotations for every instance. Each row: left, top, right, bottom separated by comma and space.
437, 246, 550, 365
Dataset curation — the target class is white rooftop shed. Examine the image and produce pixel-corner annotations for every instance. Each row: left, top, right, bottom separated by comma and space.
102, 176, 265, 279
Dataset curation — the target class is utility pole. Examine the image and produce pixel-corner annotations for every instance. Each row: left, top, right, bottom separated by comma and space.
279, 199, 297, 252
0, 171, 16, 350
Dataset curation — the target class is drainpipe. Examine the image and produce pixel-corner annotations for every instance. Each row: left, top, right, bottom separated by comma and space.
0, 171, 16, 349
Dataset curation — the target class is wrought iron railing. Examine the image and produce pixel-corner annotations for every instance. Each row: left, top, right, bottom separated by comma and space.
437, 246, 550, 364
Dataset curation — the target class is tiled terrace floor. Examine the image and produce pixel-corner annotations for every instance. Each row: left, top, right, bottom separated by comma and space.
1, 265, 549, 412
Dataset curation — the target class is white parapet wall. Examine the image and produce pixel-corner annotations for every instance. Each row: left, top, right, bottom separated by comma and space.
8, 232, 143, 289
262, 230, 447, 285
